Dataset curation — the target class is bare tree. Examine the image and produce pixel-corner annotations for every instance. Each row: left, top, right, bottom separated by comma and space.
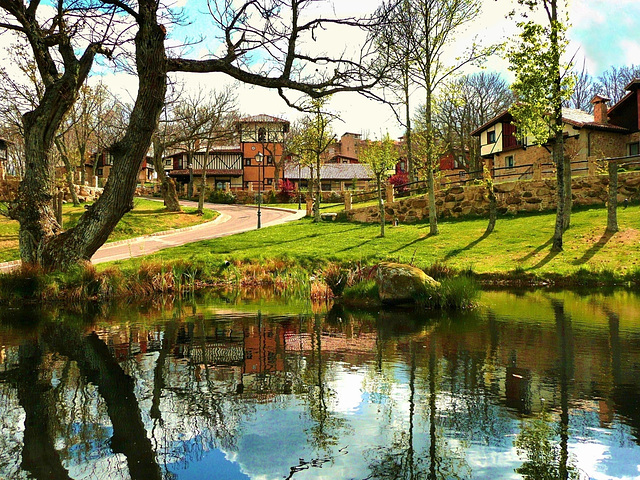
596, 65, 640, 104
0, 0, 383, 271
435, 72, 513, 172
409, 0, 490, 236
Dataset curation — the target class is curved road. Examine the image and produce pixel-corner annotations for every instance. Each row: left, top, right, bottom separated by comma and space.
91, 201, 305, 264
0, 202, 305, 272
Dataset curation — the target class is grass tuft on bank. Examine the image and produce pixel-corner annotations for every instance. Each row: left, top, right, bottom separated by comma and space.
1, 203, 640, 304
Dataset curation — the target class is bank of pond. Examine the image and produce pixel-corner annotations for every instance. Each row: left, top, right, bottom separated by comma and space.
0, 288, 639, 479
1, 258, 637, 307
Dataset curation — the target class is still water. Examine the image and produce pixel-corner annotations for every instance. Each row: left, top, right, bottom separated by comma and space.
1, 289, 640, 480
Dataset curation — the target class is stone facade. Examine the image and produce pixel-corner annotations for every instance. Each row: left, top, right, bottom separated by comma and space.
346, 171, 640, 224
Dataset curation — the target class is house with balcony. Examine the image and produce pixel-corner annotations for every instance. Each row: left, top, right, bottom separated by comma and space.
471, 80, 640, 182
165, 114, 290, 192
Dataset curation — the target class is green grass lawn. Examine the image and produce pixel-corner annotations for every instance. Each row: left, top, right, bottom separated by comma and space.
0, 199, 216, 262
118, 204, 640, 279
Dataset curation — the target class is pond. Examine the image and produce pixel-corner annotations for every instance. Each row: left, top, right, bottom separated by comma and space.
1, 289, 640, 479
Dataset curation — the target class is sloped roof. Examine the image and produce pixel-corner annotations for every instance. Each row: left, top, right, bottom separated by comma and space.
562, 107, 628, 132
239, 114, 289, 124
284, 163, 373, 180
471, 107, 628, 135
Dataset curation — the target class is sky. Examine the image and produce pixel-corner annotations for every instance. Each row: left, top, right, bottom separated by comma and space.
2, 0, 640, 141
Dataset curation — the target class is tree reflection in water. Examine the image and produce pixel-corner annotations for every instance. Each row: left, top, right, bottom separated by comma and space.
0, 291, 639, 479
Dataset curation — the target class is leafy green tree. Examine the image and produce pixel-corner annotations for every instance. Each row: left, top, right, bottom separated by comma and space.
506, 0, 574, 250
373, 0, 420, 180
292, 98, 336, 223
409, 0, 488, 236
361, 133, 397, 237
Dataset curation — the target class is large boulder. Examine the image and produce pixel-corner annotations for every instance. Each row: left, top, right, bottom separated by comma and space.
376, 262, 440, 304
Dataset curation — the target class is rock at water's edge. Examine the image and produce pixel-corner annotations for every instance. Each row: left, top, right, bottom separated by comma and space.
376, 262, 440, 304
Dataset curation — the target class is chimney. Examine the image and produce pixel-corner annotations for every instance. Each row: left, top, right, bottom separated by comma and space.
591, 95, 611, 124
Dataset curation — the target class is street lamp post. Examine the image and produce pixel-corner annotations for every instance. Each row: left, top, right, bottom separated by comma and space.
256, 152, 263, 229
297, 161, 302, 210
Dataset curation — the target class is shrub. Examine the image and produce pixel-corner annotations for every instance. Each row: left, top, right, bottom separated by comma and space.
389, 172, 410, 193
207, 189, 237, 204
278, 179, 297, 203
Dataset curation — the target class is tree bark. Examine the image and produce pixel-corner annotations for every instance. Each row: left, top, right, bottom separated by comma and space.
606, 161, 619, 233
314, 152, 321, 222
34, 2, 168, 271
485, 183, 496, 235
151, 137, 181, 212
377, 173, 385, 237
551, 0, 565, 251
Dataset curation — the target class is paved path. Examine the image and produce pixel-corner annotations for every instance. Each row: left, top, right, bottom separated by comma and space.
0, 202, 305, 271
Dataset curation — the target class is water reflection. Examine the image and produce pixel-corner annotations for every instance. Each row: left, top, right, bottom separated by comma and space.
0, 290, 640, 479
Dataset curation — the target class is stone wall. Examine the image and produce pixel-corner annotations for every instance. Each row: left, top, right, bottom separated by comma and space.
346, 171, 640, 224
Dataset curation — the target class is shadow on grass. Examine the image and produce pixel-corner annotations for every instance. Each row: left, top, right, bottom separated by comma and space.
573, 230, 615, 265
444, 231, 492, 260
518, 237, 553, 263
528, 248, 561, 270
390, 232, 436, 254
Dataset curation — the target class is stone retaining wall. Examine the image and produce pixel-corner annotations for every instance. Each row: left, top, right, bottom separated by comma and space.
347, 171, 640, 224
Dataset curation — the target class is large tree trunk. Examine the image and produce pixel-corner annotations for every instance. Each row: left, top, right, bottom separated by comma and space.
36, 3, 168, 271
151, 137, 181, 212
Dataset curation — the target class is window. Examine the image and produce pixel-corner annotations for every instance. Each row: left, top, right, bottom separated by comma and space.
258, 127, 266, 142
321, 182, 331, 191
165, 158, 172, 167
505, 155, 514, 168
266, 178, 273, 185
487, 131, 496, 144
629, 142, 639, 156
244, 158, 251, 166
399, 161, 406, 172
266, 155, 274, 165
97, 168, 103, 176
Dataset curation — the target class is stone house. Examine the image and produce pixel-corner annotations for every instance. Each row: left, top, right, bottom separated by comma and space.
471, 79, 640, 181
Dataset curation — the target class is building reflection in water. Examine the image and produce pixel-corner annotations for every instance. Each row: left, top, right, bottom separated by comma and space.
0, 290, 639, 479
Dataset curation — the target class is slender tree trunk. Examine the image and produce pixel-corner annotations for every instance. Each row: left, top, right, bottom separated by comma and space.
377, 174, 385, 237
187, 151, 194, 198
197, 159, 207, 214
563, 150, 572, 230
485, 181, 497, 235
551, 0, 565, 251
55, 138, 80, 206
426, 82, 439, 235
151, 138, 181, 212
314, 152, 321, 222
606, 161, 619, 233
404, 68, 413, 180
